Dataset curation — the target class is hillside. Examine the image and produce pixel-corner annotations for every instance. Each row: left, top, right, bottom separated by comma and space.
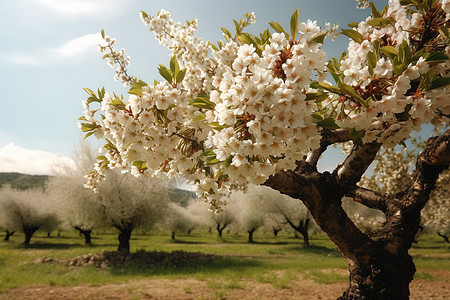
0, 172, 49, 190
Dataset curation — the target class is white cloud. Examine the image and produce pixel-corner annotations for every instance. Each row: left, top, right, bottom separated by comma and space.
3, 33, 102, 65
0, 143, 74, 175
52, 33, 103, 58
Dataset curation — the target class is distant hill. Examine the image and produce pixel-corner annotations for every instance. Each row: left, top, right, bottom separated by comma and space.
168, 187, 197, 206
0, 172, 49, 190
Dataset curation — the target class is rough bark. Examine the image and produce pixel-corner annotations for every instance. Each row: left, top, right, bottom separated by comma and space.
264, 129, 449, 299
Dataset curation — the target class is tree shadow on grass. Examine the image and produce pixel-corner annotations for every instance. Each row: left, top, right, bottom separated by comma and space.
107, 250, 263, 277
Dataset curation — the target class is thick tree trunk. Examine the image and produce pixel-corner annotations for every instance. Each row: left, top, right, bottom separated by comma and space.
4, 231, 15, 241
115, 224, 133, 254
23, 226, 39, 245
75, 227, 92, 245
262, 126, 449, 299
339, 247, 415, 299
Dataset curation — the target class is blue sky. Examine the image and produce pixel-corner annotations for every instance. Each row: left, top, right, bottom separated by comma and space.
0, 0, 388, 175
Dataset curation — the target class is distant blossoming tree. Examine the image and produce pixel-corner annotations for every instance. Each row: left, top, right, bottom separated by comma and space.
0, 186, 59, 245
48, 142, 107, 245
80, 0, 450, 298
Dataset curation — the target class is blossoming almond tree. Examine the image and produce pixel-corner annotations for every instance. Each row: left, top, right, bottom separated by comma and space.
80, 0, 449, 298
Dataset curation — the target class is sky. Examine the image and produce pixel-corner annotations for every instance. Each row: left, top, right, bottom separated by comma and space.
0, 0, 388, 175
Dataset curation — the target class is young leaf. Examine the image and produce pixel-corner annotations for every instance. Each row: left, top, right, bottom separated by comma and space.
312, 31, 327, 44
176, 68, 187, 84
380, 46, 398, 58
269, 22, 289, 39
290, 9, 299, 40
101, 29, 105, 39
370, 2, 382, 18
170, 56, 179, 75
158, 65, 173, 83
83, 87, 96, 98
221, 27, 233, 40
341, 29, 363, 44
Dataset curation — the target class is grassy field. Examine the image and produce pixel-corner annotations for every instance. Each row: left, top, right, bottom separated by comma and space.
0, 230, 448, 294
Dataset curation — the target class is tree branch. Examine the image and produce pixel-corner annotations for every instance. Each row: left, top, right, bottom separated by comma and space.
404, 129, 450, 211
334, 141, 381, 193
306, 129, 352, 166
346, 186, 389, 213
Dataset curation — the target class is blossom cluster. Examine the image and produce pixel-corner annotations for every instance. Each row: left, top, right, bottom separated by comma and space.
98, 34, 134, 87
326, 0, 450, 148
81, 0, 449, 208
82, 10, 327, 207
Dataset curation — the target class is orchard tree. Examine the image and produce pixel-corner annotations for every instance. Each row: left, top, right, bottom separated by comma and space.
48, 142, 107, 245
256, 185, 317, 247
96, 169, 170, 253
0, 186, 59, 245
162, 202, 198, 240
226, 186, 267, 243
80, 0, 450, 298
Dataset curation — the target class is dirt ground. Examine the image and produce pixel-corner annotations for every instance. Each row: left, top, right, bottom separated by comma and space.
1, 271, 448, 300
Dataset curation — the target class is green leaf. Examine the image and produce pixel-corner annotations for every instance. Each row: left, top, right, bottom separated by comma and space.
170, 56, 179, 75
316, 82, 342, 94
110, 98, 126, 109
425, 52, 449, 62
237, 33, 253, 45
224, 155, 233, 167
133, 161, 147, 170
380, 46, 398, 58
398, 40, 411, 64
176, 68, 187, 84
367, 51, 377, 75
349, 128, 364, 140
347, 22, 359, 28
83, 87, 96, 98
208, 122, 228, 130
128, 87, 143, 96
269, 22, 289, 39
290, 9, 299, 40
315, 117, 339, 129
370, 2, 382, 18
312, 31, 327, 44
429, 77, 450, 90
102, 54, 109, 60
341, 29, 363, 44
188, 97, 215, 109
367, 17, 391, 27
158, 64, 173, 83
80, 123, 95, 132
338, 82, 365, 105
101, 29, 105, 39
221, 27, 232, 40
83, 131, 95, 139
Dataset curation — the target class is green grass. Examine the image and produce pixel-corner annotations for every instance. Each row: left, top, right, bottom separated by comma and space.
0, 230, 447, 293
